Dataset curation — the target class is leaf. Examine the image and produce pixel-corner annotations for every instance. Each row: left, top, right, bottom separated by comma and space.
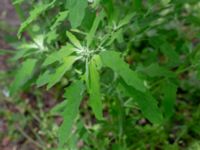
17, 0, 56, 38
139, 63, 176, 78
46, 11, 69, 44
66, 32, 82, 49
162, 81, 177, 119
66, 0, 88, 28
101, 0, 115, 21
100, 51, 146, 92
50, 11, 69, 31
160, 42, 180, 66
133, 0, 143, 12
118, 13, 135, 28
88, 56, 103, 120
119, 80, 163, 124
0, 49, 15, 55
106, 29, 123, 46
36, 56, 77, 89
10, 59, 37, 95
42, 44, 75, 67
51, 100, 67, 115
12, 0, 25, 5
86, 11, 105, 47
36, 70, 51, 87
186, 15, 200, 26
47, 56, 77, 89
58, 80, 84, 146
46, 30, 59, 44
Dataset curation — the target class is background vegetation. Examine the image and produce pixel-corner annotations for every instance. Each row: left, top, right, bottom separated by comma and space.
0, 0, 200, 150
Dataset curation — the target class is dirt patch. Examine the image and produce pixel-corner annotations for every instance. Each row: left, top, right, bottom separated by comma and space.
0, 0, 20, 27
0, 0, 19, 71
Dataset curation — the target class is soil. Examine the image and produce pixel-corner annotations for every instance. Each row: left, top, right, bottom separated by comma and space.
0, 1, 21, 150
0, 0, 19, 70
0, 0, 20, 27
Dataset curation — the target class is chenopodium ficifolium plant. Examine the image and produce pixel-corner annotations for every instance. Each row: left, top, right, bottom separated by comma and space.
11, 0, 200, 148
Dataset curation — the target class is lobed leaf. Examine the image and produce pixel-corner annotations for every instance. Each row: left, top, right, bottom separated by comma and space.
58, 80, 84, 146
88, 56, 103, 120
139, 63, 176, 78
10, 59, 37, 95
161, 81, 177, 119
66, 0, 88, 28
42, 44, 76, 67
100, 51, 146, 92
17, 0, 56, 38
50, 11, 69, 31
36, 56, 77, 89
119, 80, 163, 124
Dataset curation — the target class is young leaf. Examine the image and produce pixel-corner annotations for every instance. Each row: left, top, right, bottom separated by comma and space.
100, 51, 146, 92
10, 59, 37, 95
46, 30, 59, 44
36, 56, 77, 89
119, 80, 163, 124
66, 32, 82, 49
118, 13, 135, 28
50, 11, 69, 31
86, 11, 105, 47
47, 56, 77, 89
58, 80, 84, 146
162, 81, 177, 119
88, 56, 103, 120
42, 44, 75, 67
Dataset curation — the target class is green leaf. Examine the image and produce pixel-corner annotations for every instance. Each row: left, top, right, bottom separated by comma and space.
186, 15, 200, 26
46, 30, 59, 44
36, 70, 51, 87
66, 0, 88, 28
88, 56, 103, 120
11, 48, 34, 61
12, 0, 25, 5
58, 80, 84, 146
42, 44, 76, 67
133, 0, 143, 12
18, 0, 56, 38
51, 100, 67, 115
100, 51, 146, 92
106, 29, 123, 46
66, 32, 82, 49
0, 49, 15, 55
162, 81, 177, 119
50, 11, 69, 31
160, 42, 180, 66
139, 63, 176, 78
101, 0, 115, 21
10, 59, 37, 95
86, 11, 105, 47
36, 56, 77, 89
119, 80, 163, 124
45, 11, 69, 43
118, 13, 135, 28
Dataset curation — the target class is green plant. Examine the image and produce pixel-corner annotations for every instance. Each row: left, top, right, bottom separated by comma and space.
10, 0, 200, 149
